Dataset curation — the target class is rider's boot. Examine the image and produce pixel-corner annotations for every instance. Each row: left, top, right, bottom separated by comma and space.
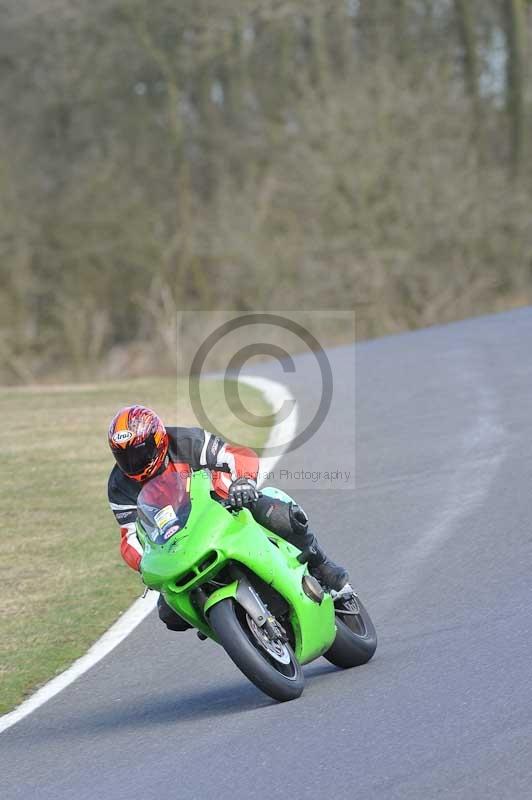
157, 594, 192, 631
305, 538, 349, 592
288, 503, 349, 591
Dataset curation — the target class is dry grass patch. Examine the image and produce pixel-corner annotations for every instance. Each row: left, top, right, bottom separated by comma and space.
0, 378, 269, 713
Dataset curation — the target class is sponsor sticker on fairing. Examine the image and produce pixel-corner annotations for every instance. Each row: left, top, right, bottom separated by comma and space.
154, 505, 177, 530
163, 525, 180, 540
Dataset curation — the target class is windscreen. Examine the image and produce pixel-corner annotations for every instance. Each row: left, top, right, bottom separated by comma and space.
137, 465, 192, 544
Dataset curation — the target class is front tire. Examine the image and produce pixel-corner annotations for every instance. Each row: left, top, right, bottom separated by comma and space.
324, 594, 377, 668
208, 598, 304, 702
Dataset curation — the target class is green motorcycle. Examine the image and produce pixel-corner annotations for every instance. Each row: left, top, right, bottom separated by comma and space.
137, 466, 377, 702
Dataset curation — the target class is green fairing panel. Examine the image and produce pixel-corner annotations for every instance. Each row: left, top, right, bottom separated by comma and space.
138, 471, 337, 662
202, 581, 239, 616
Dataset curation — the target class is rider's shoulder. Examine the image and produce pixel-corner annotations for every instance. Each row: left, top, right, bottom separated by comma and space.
167, 425, 206, 444
107, 464, 139, 503
167, 425, 205, 435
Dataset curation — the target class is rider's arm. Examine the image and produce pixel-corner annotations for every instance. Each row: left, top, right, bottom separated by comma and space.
204, 435, 259, 498
108, 470, 143, 571
167, 427, 259, 497
110, 503, 143, 571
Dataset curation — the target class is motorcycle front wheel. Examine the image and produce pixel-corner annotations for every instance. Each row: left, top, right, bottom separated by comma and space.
208, 598, 304, 702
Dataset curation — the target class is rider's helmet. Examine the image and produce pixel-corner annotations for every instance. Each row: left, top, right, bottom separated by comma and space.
108, 405, 169, 482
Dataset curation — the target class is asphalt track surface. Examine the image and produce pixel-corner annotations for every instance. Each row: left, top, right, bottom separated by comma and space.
2, 309, 532, 799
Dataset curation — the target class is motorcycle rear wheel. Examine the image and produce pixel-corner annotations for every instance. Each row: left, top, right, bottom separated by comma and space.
324, 593, 377, 668
208, 598, 304, 702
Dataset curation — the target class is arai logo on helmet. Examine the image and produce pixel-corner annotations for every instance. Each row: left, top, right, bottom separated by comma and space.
112, 430, 134, 444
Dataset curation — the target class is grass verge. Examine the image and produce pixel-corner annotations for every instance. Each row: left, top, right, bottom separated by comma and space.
0, 378, 270, 714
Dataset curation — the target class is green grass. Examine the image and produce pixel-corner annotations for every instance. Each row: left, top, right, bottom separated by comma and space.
0, 378, 270, 714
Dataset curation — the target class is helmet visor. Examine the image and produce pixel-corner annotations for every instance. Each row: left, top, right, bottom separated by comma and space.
113, 433, 157, 477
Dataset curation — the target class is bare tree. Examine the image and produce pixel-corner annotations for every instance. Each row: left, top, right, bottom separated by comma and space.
2, 0, 532, 382
504, 0, 527, 173
454, 0, 482, 130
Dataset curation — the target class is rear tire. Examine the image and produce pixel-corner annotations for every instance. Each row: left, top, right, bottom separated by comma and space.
324, 594, 377, 669
208, 598, 304, 702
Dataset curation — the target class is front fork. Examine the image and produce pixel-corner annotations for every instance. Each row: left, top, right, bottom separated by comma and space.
198, 564, 288, 642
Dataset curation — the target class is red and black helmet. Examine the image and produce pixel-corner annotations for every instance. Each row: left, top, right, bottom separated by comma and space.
108, 405, 169, 482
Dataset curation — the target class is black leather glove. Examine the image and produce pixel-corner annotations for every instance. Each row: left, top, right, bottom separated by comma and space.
228, 477, 259, 509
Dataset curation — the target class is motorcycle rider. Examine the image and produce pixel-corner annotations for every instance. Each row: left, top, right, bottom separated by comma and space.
108, 405, 349, 631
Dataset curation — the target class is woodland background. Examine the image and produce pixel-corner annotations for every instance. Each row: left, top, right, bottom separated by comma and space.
1, 0, 531, 383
